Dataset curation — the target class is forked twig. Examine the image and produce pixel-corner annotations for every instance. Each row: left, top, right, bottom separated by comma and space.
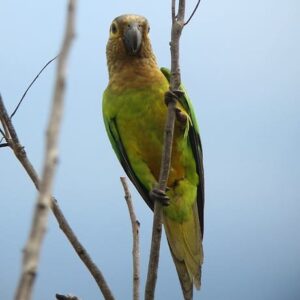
120, 177, 140, 300
0, 89, 115, 300
145, 1, 187, 299
0, 3, 115, 300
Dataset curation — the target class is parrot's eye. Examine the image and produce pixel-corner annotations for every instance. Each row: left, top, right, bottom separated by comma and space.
111, 23, 118, 34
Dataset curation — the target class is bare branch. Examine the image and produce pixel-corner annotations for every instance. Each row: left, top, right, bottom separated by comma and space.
145, 1, 187, 299
14, 1, 76, 299
51, 198, 115, 300
10, 55, 58, 119
177, 0, 186, 21
172, 0, 176, 21
56, 294, 80, 300
120, 177, 140, 300
0, 4, 114, 300
0, 54, 57, 146
184, 0, 201, 26
0, 98, 115, 300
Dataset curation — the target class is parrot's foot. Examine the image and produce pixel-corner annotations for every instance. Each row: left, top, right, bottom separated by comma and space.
164, 90, 184, 106
175, 108, 187, 124
150, 188, 170, 206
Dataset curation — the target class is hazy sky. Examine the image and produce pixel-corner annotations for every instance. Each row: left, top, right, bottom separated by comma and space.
1, 1, 299, 299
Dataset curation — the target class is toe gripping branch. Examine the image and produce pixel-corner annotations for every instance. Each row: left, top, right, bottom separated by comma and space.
150, 187, 170, 207
164, 89, 184, 106
164, 90, 187, 124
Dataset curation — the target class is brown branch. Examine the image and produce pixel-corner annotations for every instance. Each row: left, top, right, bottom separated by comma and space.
14, 1, 76, 299
145, 1, 187, 299
56, 294, 80, 300
0, 3, 114, 300
0, 98, 115, 300
120, 177, 140, 300
51, 198, 115, 300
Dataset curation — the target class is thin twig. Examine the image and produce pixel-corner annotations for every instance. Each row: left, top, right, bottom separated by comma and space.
10, 55, 58, 119
120, 177, 140, 300
0, 127, 7, 140
0, 142, 9, 148
145, 1, 187, 299
0, 55, 58, 145
14, 1, 76, 299
0, 99, 115, 300
184, 0, 201, 26
56, 294, 80, 300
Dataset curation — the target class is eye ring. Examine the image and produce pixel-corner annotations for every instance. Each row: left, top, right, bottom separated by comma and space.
111, 23, 117, 34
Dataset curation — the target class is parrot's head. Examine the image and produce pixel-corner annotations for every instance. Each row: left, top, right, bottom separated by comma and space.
106, 14, 157, 75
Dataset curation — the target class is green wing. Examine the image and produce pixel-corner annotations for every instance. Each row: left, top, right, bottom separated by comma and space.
160, 67, 205, 237
103, 112, 154, 210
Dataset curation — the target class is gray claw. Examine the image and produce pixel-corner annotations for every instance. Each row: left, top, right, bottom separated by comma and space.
150, 188, 170, 206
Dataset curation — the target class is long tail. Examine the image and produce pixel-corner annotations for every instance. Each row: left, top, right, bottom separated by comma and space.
163, 202, 203, 300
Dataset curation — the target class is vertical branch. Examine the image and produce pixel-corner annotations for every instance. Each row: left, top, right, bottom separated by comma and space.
145, 1, 186, 299
14, 1, 76, 299
120, 177, 140, 300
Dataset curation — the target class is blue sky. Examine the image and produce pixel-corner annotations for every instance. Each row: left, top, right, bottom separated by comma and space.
0, 1, 299, 299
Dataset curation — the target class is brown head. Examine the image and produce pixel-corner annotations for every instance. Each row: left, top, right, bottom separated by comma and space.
106, 14, 158, 78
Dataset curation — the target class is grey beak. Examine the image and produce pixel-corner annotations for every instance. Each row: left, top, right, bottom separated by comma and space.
124, 23, 142, 55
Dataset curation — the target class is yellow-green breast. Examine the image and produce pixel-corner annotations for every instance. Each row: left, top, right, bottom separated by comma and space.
103, 64, 198, 221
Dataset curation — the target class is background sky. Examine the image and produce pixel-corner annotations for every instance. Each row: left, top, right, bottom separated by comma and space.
1, 1, 299, 299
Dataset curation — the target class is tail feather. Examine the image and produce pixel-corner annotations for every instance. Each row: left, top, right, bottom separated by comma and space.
163, 202, 203, 299
169, 249, 194, 300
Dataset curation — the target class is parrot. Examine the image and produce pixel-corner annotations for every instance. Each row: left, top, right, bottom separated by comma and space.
102, 14, 204, 299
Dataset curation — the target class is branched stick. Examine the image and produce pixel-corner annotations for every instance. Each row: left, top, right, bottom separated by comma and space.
14, 1, 76, 299
145, 1, 187, 299
120, 177, 140, 300
0, 53, 115, 300
0, 3, 114, 300
0, 96, 115, 299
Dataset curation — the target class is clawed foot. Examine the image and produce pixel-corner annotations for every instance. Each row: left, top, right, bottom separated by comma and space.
164, 90, 184, 106
175, 108, 187, 124
150, 188, 170, 206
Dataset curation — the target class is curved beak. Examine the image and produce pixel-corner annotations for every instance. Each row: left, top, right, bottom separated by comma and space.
123, 23, 142, 55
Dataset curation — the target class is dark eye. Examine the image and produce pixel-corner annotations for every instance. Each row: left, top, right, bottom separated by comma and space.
148, 26, 150, 33
111, 23, 117, 34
